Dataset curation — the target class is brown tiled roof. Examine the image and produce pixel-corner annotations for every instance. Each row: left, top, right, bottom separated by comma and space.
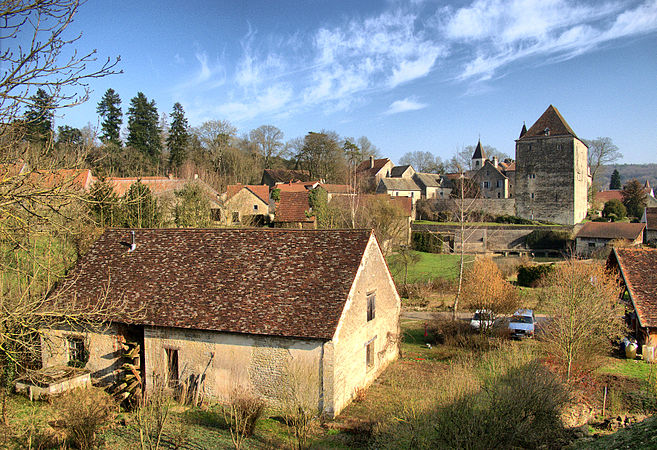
576, 222, 645, 240
356, 158, 391, 177
54, 228, 373, 339
610, 248, 657, 327
645, 207, 657, 230
226, 184, 269, 204
390, 165, 412, 177
107, 176, 187, 197
275, 191, 314, 223
378, 177, 421, 191
498, 161, 516, 172
262, 169, 311, 183
27, 168, 94, 191
519, 105, 579, 140
595, 190, 623, 203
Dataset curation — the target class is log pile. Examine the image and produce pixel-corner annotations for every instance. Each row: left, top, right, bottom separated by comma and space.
111, 340, 142, 405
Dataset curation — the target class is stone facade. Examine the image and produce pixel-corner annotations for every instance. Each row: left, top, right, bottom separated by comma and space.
514, 106, 589, 225
472, 160, 510, 199
222, 187, 270, 225
40, 231, 400, 417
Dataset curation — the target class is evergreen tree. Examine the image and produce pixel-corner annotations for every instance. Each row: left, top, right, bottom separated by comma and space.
174, 183, 210, 227
122, 181, 160, 228
621, 179, 647, 219
24, 88, 54, 143
96, 88, 123, 146
89, 178, 121, 227
126, 92, 161, 159
609, 169, 621, 190
167, 102, 189, 169
56, 125, 83, 147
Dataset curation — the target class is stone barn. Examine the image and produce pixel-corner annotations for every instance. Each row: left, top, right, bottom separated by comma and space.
41, 228, 400, 416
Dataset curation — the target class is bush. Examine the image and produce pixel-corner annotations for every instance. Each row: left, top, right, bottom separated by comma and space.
428, 318, 498, 351
517, 264, 555, 287
603, 199, 627, 221
494, 214, 534, 225
411, 231, 442, 253
525, 229, 571, 250
56, 387, 116, 450
226, 387, 264, 437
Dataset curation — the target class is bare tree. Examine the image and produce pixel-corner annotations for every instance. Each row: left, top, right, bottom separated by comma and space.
249, 125, 285, 169
539, 260, 624, 380
585, 137, 622, 195
399, 151, 445, 173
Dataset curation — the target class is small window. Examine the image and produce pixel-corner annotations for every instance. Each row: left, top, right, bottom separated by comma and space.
211, 209, 221, 221
497, 192, 501, 198
253, 204, 258, 211
232, 212, 240, 223
497, 180, 502, 188
165, 348, 179, 388
483, 181, 489, 188
588, 242, 596, 248
67, 337, 86, 367
531, 193, 535, 199
410, 192, 414, 198
366, 339, 375, 369
367, 292, 376, 321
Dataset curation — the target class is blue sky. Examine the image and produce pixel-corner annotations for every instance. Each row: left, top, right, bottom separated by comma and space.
52, 0, 657, 164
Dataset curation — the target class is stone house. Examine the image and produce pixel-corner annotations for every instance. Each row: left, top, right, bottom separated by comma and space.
261, 169, 312, 187
356, 157, 394, 191
515, 105, 589, 225
641, 207, 657, 244
472, 158, 511, 199
316, 183, 353, 201
389, 165, 415, 179
574, 222, 645, 256
375, 177, 421, 204
608, 248, 657, 348
412, 172, 453, 199
41, 228, 401, 417
221, 184, 270, 225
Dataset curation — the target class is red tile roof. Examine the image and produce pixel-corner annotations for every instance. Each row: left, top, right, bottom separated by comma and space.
576, 222, 645, 240
226, 184, 269, 204
107, 176, 187, 197
610, 248, 657, 327
519, 105, 579, 140
595, 190, 623, 203
356, 158, 391, 177
275, 181, 320, 192
25, 168, 94, 191
53, 228, 374, 339
275, 191, 314, 223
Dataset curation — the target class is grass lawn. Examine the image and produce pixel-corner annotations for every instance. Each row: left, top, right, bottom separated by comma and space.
598, 357, 656, 385
386, 251, 472, 283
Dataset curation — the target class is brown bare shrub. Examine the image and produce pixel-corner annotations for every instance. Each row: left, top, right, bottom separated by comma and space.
223, 386, 264, 442
56, 387, 117, 450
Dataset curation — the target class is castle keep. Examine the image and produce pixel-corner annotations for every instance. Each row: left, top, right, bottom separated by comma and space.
514, 105, 589, 225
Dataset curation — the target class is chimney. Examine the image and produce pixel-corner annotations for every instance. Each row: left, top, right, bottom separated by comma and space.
492, 156, 498, 168
369, 155, 374, 169
129, 231, 136, 252
168, 173, 174, 180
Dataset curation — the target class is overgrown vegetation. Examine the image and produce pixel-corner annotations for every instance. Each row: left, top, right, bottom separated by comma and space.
525, 229, 572, 250
517, 263, 556, 287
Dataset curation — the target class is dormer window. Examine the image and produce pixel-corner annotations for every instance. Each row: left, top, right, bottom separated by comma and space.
544, 127, 550, 136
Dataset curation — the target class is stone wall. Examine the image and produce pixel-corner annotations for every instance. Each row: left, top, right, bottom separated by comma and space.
418, 198, 516, 219
330, 234, 401, 415
223, 189, 269, 224
413, 223, 573, 253
515, 136, 588, 225
41, 323, 124, 387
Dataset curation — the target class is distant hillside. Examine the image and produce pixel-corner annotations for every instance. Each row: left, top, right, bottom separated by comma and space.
599, 163, 657, 189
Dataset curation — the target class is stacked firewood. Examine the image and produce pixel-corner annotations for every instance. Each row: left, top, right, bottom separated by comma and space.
111, 340, 142, 405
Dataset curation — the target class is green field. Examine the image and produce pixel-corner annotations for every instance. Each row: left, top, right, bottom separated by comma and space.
386, 251, 473, 283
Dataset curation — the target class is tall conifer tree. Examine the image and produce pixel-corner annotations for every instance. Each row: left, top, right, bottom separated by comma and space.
609, 169, 621, 190
96, 88, 123, 146
167, 102, 188, 169
126, 92, 161, 159
25, 88, 54, 143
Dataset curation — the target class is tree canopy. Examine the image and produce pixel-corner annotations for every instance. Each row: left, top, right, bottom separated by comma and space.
399, 151, 444, 173
621, 179, 647, 219
609, 169, 621, 190
96, 88, 123, 146
127, 92, 161, 159
167, 102, 189, 170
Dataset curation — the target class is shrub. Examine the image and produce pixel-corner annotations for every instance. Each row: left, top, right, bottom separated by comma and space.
428, 318, 497, 351
517, 263, 555, 287
494, 214, 534, 225
602, 199, 627, 221
224, 386, 264, 438
525, 229, 571, 250
56, 387, 116, 450
411, 231, 442, 253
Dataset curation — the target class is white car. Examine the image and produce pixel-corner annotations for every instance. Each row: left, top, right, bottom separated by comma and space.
508, 309, 535, 338
470, 310, 495, 330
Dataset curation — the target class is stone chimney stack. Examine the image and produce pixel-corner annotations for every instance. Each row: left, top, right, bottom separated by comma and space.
369, 155, 374, 169
492, 156, 498, 168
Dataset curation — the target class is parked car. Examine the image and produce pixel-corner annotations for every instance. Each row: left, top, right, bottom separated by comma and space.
470, 309, 495, 330
508, 309, 535, 338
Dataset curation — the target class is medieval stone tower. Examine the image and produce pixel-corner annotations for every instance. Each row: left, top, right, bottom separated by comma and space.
515, 105, 588, 225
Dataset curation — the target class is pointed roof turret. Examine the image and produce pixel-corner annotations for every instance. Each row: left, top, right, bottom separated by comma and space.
645, 179, 651, 189
519, 122, 527, 139
519, 105, 578, 140
472, 139, 486, 160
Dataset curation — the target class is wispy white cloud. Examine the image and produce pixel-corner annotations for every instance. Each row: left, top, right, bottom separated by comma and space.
385, 97, 428, 115
174, 1, 657, 124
